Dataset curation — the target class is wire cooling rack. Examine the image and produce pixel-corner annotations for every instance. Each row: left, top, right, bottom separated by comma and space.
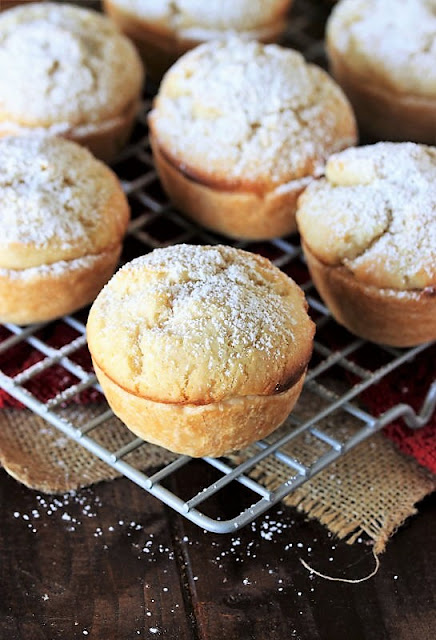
0, 0, 435, 533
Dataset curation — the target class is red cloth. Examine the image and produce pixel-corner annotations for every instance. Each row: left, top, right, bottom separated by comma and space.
0, 324, 435, 473
360, 345, 436, 474
0, 324, 101, 408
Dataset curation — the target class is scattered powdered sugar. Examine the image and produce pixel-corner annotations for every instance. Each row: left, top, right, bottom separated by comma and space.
299, 142, 436, 290
10, 491, 379, 624
0, 136, 114, 260
150, 37, 355, 187
328, 0, 436, 96
11, 488, 103, 534
0, 2, 142, 124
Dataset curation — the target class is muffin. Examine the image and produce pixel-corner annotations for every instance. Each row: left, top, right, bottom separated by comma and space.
296, 142, 436, 347
327, 0, 436, 143
103, 0, 293, 79
149, 38, 357, 241
0, 2, 144, 162
87, 244, 315, 457
0, 136, 130, 325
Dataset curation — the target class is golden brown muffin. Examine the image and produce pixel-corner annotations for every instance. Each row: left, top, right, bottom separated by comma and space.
87, 244, 315, 457
327, 0, 436, 143
149, 38, 357, 241
0, 2, 144, 162
103, 0, 292, 79
296, 142, 436, 347
0, 136, 130, 325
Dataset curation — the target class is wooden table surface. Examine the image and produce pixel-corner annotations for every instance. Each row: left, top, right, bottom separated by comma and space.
1, 462, 435, 640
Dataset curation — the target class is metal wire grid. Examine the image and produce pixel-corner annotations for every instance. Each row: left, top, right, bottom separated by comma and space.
0, 103, 435, 531
1, 1, 435, 532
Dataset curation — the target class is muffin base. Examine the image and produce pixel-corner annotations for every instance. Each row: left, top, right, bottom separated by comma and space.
303, 241, 436, 347
328, 47, 436, 144
104, 0, 189, 80
151, 136, 305, 240
0, 246, 122, 326
93, 361, 306, 458
0, 99, 140, 164
104, 0, 289, 80
68, 99, 140, 163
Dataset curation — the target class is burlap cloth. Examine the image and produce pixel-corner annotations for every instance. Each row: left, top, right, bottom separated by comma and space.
1, 387, 434, 554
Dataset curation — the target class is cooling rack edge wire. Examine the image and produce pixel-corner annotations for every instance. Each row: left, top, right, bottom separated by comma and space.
0, 1, 435, 532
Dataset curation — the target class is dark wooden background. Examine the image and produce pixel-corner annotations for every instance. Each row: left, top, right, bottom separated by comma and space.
1, 463, 435, 640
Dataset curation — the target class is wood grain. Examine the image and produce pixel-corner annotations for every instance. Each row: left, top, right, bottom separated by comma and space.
1, 465, 435, 640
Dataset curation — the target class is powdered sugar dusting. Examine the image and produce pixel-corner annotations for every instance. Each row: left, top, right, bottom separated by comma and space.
298, 142, 436, 290
0, 2, 143, 125
127, 246, 291, 352
113, 0, 288, 33
0, 253, 103, 281
150, 38, 355, 187
328, 0, 436, 96
101, 244, 296, 355
0, 108, 132, 138
0, 136, 115, 267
